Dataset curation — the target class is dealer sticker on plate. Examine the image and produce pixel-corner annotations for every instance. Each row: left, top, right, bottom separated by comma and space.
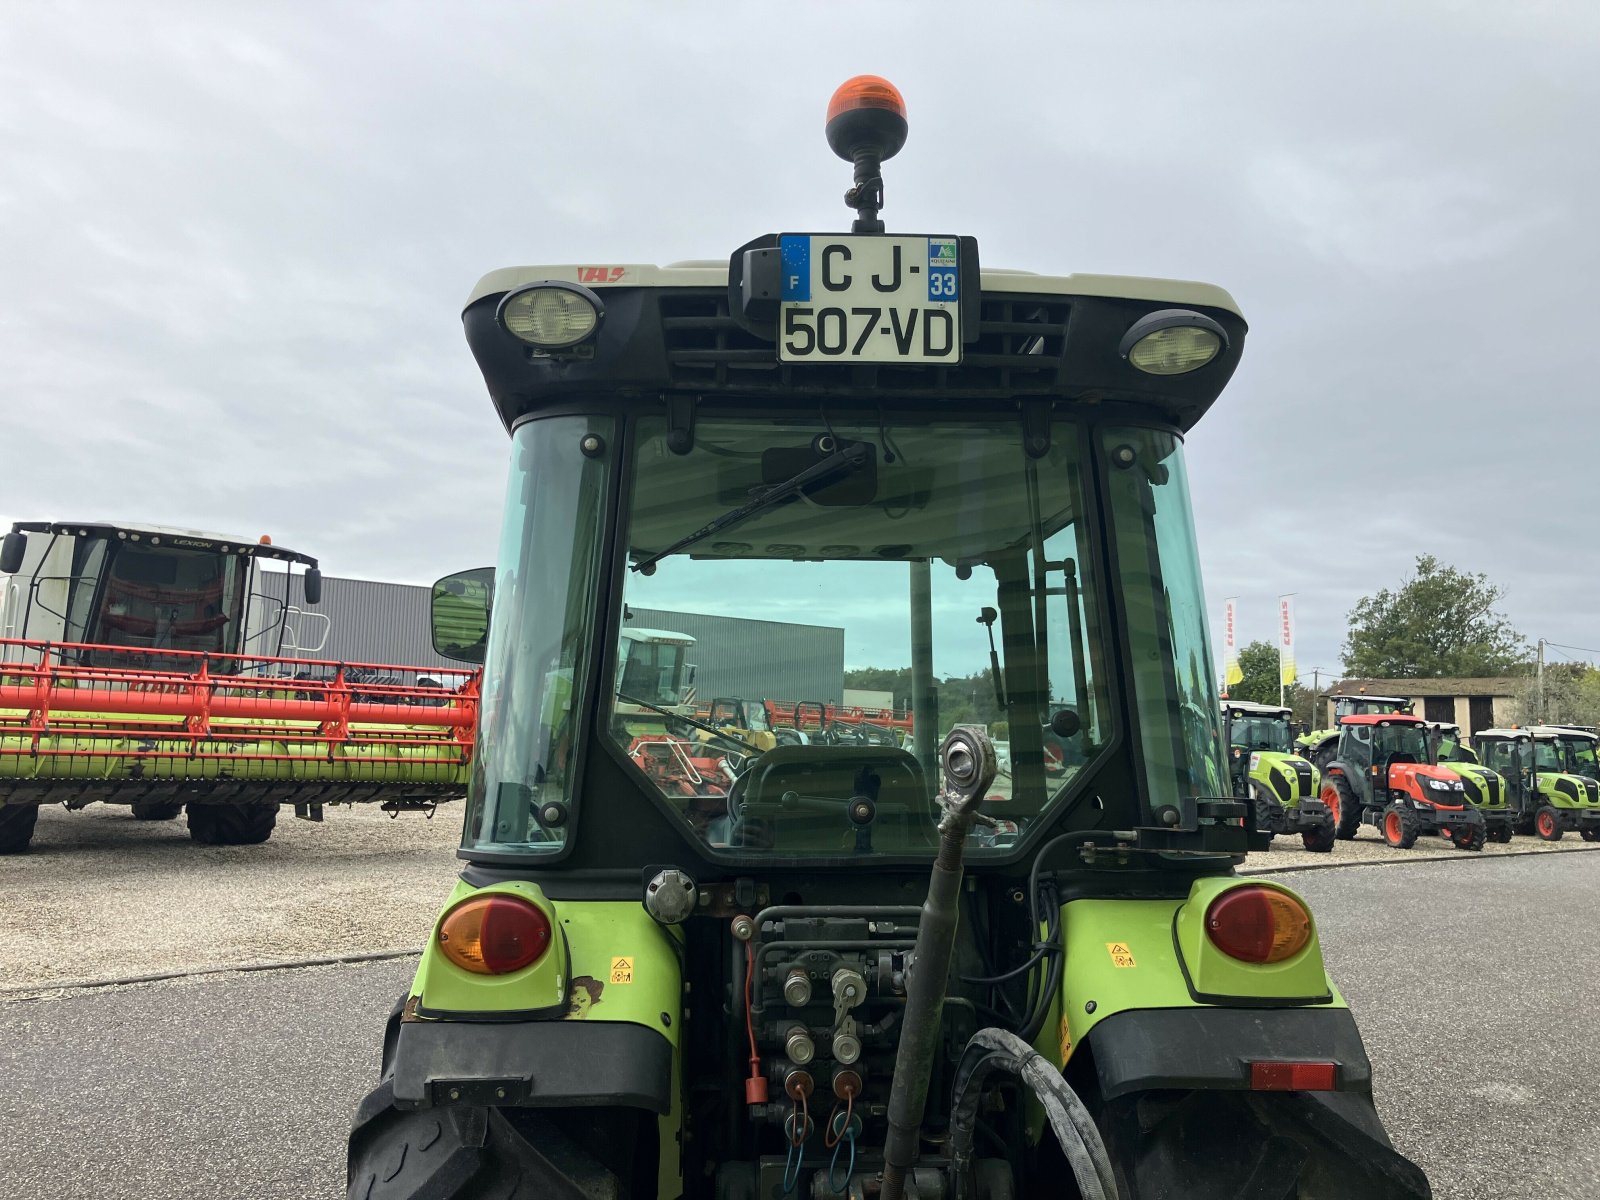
778, 234, 962, 364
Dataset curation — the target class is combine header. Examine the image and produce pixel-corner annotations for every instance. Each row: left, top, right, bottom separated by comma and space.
0, 520, 476, 851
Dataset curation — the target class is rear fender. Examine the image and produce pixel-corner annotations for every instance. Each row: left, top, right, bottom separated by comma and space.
1052, 882, 1341, 1065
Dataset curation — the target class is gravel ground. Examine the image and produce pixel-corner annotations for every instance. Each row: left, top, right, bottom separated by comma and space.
3, 803, 1597, 994
0, 803, 462, 991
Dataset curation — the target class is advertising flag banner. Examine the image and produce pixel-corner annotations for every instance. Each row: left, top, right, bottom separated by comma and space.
1278, 595, 1297, 686
1223, 597, 1242, 687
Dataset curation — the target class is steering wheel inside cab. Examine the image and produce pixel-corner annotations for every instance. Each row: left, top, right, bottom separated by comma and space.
723, 745, 931, 852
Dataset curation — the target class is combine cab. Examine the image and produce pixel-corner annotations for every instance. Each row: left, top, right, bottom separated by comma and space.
1474, 726, 1600, 841
347, 79, 1429, 1200
0, 521, 476, 852
1319, 713, 1484, 850
1222, 699, 1334, 851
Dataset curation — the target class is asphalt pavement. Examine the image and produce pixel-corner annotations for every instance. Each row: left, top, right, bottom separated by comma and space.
1, 852, 1597, 1198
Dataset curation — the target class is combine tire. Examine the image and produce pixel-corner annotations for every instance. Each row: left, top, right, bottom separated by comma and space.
187, 802, 278, 846
1381, 804, 1419, 850
1534, 806, 1562, 842
0, 804, 39, 854
1450, 822, 1486, 852
1301, 819, 1336, 853
131, 799, 184, 821
1323, 777, 1362, 840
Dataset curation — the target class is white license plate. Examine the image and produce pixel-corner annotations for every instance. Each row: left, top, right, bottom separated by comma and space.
777, 234, 961, 364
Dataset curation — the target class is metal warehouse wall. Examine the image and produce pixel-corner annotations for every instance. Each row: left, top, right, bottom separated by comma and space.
628, 607, 845, 705
262, 572, 457, 671
262, 575, 845, 701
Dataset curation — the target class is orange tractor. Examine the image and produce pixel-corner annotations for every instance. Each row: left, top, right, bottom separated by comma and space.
1319, 712, 1485, 850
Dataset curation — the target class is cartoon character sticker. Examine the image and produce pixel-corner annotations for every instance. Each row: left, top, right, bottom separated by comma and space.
566, 976, 604, 1019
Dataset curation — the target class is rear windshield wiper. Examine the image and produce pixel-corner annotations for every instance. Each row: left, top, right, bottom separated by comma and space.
630, 442, 868, 574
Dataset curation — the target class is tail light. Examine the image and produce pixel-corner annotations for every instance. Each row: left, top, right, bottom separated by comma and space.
1204, 885, 1312, 964
437, 894, 552, 975
1251, 1061, 1337, 1091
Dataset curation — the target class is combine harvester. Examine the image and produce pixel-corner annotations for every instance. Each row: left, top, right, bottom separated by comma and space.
0, 520, 477, 852
346, 79, 1430, 1199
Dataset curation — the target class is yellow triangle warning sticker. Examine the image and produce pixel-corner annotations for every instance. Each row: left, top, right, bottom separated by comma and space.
1104, 942, 1136, 968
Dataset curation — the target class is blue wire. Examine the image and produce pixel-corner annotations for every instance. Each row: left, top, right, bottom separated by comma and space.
783, 1135, 803, 1195
828, 1127, 857, 1194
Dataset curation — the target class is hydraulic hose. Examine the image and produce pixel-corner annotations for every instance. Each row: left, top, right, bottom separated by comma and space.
947, 1027, 1119, 1200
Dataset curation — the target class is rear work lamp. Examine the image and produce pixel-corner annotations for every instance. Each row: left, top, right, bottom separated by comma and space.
1119, 308, 1228, 376
497, 281, 605, 350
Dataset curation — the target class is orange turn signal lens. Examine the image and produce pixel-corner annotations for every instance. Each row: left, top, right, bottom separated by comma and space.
1204, 885, 1312, 964
437, 894, 552, 975
827, 75, 906, 123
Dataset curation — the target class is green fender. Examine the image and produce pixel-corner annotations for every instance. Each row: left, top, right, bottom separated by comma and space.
404, 885, 684, 1197
1045, 877, 1344, 1068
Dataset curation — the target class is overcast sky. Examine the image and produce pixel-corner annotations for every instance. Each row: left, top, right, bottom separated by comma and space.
3, 1, 1596, 682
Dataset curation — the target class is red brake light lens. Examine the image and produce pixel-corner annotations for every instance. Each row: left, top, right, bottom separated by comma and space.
1204, 885, 1312, 964
1251, 1061, 1337, 1091
437, 894, 552, 975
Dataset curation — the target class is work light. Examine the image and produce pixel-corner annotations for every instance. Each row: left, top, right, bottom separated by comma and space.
1119, 309, 1227, 376
497, 282, 604, 350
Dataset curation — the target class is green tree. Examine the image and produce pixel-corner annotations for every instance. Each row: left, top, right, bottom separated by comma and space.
1341, 556, 1529, 678
1227, 640, 1283, 705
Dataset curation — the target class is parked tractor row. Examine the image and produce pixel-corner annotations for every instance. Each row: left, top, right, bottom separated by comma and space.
1232, 692, 1600, 853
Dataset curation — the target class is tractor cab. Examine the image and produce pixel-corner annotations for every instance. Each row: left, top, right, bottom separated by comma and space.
1425, 721, 1513, 842
1296, 693, 1412, 770
1320, 712, 1485, 850
1474, 727, 1600, 842
1221, 699, 1332, 850
352, 77, 1430, 1200
1, 519, 325, 667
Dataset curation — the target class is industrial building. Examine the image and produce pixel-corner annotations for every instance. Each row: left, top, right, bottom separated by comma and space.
267, 573, 846, 703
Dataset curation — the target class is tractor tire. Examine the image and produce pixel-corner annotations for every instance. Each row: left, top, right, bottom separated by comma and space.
1534, 806, 1563, 842
1301, 819, 1336, 853
348, 1079, 654, 1200
1323, 776, 1362, 840
0, 804, 39, 854
1450, 822, 1485, 852
1251, 783, 1283, 842
1488, 824, 1514, 844
187, 802, 278, 846
1381, 804, 1419, 850
131, 799, 184, 821
1581, 828, 1600, 843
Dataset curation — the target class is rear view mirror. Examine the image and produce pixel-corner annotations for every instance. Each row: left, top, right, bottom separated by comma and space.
0, 531, 25, 575
302, 566, 323, 606
432, 567, 495, 664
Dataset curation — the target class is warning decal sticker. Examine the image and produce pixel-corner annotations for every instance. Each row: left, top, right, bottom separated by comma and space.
1105, 942, 1137, 969
609, 956, 635, 985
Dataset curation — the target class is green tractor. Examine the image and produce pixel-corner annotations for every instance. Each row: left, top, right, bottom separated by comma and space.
1473, 726, 1600, 842
346, 78, 1429, 1200
1318, 713, 1486, 850
1221, 700, 1334, 852
1295, 693, 1413, 772
1424, 721, 1514, 843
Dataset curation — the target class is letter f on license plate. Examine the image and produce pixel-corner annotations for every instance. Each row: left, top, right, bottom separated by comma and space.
778, 235, 962, 364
